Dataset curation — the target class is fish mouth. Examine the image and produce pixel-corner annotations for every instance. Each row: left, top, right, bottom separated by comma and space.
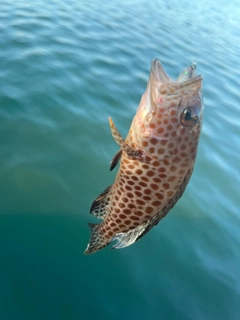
145, 59, 203, 116
148, 59, 202, 108
150, 58, 202, 87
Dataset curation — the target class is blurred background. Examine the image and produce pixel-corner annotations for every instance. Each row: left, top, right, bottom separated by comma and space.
0, 0, 239, 319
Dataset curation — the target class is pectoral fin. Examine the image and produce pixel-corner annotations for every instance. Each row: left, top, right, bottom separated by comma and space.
108, 117, 144, 161
110, 149, 122, 171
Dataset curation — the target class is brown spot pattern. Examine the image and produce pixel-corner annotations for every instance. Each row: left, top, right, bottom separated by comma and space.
96, 72, 202, 245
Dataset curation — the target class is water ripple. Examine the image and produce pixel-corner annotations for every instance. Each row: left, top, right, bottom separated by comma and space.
0, 0, 240, 319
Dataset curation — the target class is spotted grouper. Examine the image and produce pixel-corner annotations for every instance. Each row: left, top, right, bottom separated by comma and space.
85, 58, 203, 254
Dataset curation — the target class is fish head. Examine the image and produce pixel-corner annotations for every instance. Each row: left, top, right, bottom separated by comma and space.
129, 59, 203, 166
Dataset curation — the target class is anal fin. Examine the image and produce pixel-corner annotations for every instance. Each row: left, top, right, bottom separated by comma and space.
111, 223, 148, 250
90, 185, 112, 219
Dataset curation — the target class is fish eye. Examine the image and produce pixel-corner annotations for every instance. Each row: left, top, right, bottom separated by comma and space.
180, 106, 199, 127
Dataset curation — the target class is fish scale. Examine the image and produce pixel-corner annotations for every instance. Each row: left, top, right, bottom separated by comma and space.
85, 59, 203, 254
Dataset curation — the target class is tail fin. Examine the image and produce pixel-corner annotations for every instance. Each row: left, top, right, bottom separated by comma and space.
84, 223, 110, 254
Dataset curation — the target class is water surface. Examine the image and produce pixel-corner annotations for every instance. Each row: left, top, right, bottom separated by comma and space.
0, 0, 240, 319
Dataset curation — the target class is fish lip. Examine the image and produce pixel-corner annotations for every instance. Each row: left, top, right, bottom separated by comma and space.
183, 74, 203, 84
150, 59, 172, 84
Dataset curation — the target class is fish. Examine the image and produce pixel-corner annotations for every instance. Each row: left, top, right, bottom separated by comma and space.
85, 59, 203, 254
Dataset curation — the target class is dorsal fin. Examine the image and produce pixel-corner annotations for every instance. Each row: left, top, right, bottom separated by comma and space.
110, 149, 122, 171
90, 185, 112, 219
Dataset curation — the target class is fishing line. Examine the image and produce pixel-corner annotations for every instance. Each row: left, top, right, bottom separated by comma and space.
190, 12, 213, 69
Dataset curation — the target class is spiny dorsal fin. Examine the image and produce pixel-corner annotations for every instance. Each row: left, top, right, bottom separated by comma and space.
110, 149, 122, 171
90, 185, 112, 219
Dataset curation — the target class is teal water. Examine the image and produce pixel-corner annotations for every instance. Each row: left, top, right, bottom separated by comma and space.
0, 0, 240, 319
